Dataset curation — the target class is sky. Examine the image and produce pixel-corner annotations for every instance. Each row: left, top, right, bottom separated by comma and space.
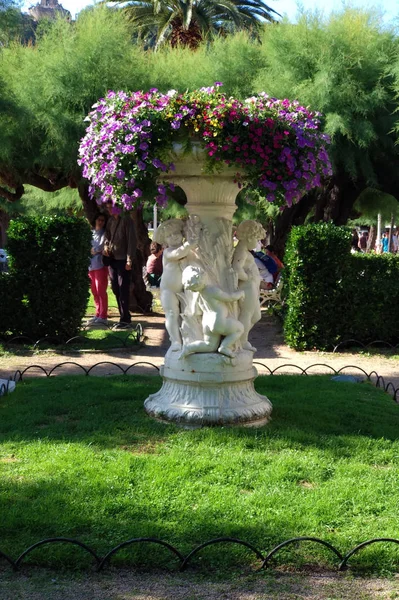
22, 0, 399, 24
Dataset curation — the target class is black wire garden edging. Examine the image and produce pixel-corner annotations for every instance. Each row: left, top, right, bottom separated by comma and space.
0, 322, 144, 352
3, 360, 398, 403
1, 361, 399, 574
332, 339, 399, 353
1, 535, 399, 574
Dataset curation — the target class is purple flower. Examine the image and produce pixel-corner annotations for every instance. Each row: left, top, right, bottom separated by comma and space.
137, 161, 146, 170
153, 158, 163, 169
155, 194, 168, 208
116, 169, 125, 180
140, 142, 149, 151
171, 121, 181, 130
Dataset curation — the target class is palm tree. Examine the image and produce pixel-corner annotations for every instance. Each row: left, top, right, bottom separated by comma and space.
110, 0, 280, 49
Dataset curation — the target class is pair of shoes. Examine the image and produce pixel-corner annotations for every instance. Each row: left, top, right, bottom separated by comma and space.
112, 322, 132, 330
95, 318, 108, 325
85, 316, 98, 325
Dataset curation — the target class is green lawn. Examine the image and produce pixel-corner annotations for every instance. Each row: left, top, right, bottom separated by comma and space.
1, 375, 399, 572
86, 287, 119, 316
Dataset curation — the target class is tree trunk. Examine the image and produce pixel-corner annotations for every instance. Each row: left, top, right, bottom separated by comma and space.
129, 207, 153, 314
0, 210, 10, 247
78, 182, 98, 224
314, 172, 362, 225
376, 213, 382, 253
367, 225, 376, 253
272, 191, 317, 258
388, 213, 394, 252
272, 172, 364, 258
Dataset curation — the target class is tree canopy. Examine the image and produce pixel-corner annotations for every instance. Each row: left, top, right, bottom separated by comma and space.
111, 0, 280, 50
1, 5, 399, 244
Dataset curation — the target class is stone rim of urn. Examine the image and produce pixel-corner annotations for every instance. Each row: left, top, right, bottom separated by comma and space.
144, 141, 273, 426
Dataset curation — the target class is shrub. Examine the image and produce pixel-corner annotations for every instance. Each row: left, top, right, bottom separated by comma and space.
343, 253, 399, 343
284, 223, 399, 350
2, 216, 91, 339
284, 223, 351, 350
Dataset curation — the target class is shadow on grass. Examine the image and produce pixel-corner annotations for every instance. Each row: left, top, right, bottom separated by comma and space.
1, 375, 399, 571
1, 375, 398, 446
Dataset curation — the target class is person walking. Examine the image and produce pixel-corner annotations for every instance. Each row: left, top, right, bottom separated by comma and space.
381, 232, 389, 253
104, 202, 137, 328
87, 213, 109, 325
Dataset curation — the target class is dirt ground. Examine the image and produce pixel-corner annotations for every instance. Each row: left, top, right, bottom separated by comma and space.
1, 313, 399, 599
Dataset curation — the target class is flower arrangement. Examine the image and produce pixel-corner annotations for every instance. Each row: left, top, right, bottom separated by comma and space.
78, 83, 332, 211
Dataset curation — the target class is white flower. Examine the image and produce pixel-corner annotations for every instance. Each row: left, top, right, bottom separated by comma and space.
167, 89, 178, 97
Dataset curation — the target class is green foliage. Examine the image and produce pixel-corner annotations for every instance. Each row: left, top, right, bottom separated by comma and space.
253, 9, 399, 189
343, 253, 399, 343
0, 216, 91, 338
141, 31, 265, 98
234, 188, 280, 225
116, 0, 279, 51
284, 223, 399, 350
1, 7, 150, 178
1, 374, 399, 571
2, 5, 399, 224
0, 186, 82, 218
0, 0, 26, 46
353, 187, 399, 223
284, 223, 351, 350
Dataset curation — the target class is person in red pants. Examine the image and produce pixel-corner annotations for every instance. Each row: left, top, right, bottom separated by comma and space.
88, 213, 109, 325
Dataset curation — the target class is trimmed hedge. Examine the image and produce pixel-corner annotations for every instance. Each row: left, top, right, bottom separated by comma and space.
1, 216, 91, 339
284, 223, 399, 350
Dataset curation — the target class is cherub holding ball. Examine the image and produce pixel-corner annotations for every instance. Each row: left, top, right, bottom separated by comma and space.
179, 265, 244, 359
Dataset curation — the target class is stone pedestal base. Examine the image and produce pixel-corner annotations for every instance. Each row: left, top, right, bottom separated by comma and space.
144, 350, 272, 426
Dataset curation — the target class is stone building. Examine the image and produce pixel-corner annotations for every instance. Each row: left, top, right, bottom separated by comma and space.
28, 0, 71, 22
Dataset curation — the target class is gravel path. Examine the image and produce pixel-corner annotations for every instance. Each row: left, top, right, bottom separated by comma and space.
1, 312, 398, 390
0, 568, 399, 600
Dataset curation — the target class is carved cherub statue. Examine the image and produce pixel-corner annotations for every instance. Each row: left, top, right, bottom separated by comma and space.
179, 265, 244, 359
154, 219, 198, 351
232, 220, 266, 352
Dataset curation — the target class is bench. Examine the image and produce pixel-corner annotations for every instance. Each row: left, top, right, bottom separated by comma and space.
260, 276, 284, 309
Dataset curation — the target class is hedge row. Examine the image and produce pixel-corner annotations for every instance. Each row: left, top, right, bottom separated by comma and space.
1, 216, 91, 339
284, 223, 399, 350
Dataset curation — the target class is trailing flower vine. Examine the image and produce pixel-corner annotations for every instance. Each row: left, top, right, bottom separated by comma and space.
78, 84, 332, 211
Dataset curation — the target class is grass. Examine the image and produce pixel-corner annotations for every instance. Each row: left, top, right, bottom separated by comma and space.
1, 375, 399, 572
0, 289, 142, 356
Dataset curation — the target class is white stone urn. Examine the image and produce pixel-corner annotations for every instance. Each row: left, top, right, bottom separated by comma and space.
144, 142, 272, 426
